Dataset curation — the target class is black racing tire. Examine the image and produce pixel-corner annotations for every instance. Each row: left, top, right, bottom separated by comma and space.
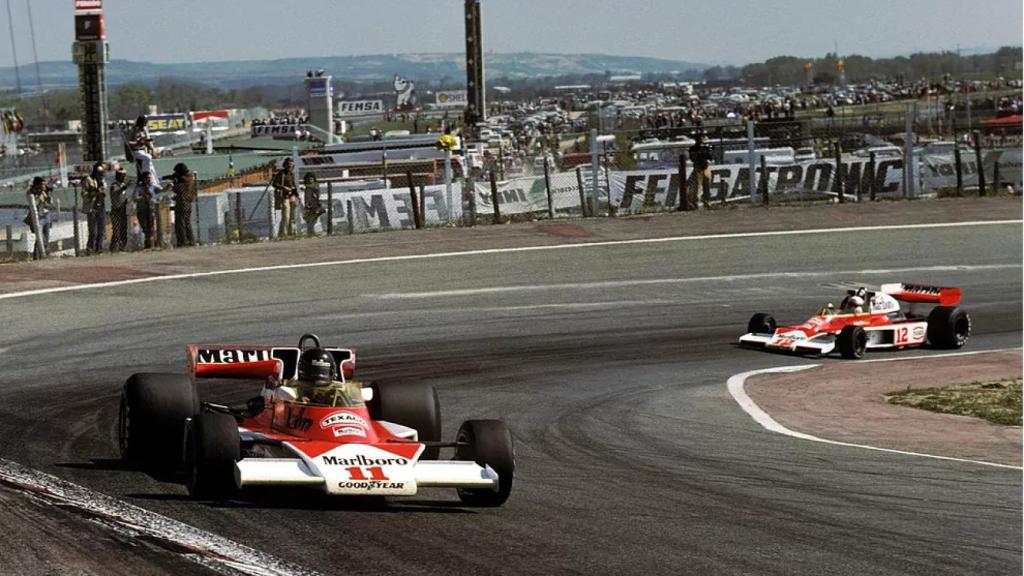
119, 373, 199, 470
747, 313, 777, 335
927, 306, 971, 349
185, 413, 240, 500
837, 325, 867, 359
367, 381, 442, 459
455, 420, 514, 508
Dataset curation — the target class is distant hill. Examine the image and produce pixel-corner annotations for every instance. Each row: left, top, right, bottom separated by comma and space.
0, 52, 707, 90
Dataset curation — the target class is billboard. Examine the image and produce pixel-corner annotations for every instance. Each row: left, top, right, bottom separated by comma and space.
336, 100, 384, 117
146, 114, 189, 133
74, 13, 104, 41
435, 90, 468, 108
307, 78, 329, 98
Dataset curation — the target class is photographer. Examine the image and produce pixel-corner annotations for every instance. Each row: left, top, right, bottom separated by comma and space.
689, 132, 713, 209
25, 176, 53, 259
302, 172, 324, 236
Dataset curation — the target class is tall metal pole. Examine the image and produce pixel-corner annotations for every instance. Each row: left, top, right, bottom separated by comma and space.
464, 0, 485, 132
4, 0, 21, 93
747, 120, 756, 204
24, 0, 48, 126
72, 4, 110, 162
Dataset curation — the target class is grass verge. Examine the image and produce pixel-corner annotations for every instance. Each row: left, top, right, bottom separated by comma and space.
885, 378, 1022, 426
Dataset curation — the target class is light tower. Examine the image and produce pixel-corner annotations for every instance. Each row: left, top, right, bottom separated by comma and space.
71, 0, 109, 162
464, 0, 485, 130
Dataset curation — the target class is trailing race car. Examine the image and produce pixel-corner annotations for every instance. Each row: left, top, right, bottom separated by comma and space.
738, 283, 971, 359
117, 334, 513, 506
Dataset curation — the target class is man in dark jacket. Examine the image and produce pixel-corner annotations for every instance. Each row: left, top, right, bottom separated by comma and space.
689, 132, 713, 209
302, 172, 324, 236
109, 166, 130, 252
171, 163, 196, 246
272, 158, 297, 237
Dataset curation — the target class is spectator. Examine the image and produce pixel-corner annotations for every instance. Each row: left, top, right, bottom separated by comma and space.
135, 171, 158, 249
171, 163, 196, 247
25, 176, 52, 259
272, 158, 297, 237
302, 172, 324, 236
689, 132, 713, 209
109, 166, 130, 252
81, 162, 107, 254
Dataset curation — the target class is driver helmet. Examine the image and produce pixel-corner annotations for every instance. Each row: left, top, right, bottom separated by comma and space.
845, 295, 865, 313
297, 348, 337, 383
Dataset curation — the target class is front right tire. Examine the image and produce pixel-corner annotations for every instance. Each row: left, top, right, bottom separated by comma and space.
455, 419, 514, 507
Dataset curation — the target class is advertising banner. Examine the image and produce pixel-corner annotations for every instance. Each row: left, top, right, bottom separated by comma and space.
609, 157, 906, 211
251, 124, 301, 137
336, 100, 384, 117
325, 184, 463, 230
435, 90, 468, 108
920, 148, 1022, 192
146, 113, 188, 133
472, 176, 584, 215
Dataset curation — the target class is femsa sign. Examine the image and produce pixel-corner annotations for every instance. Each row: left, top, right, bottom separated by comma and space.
336, 100, 384, 117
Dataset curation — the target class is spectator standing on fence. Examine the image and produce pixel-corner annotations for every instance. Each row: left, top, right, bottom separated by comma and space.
272, 157, 297, 237
25, 176, 52, 259
82, 162, 107, 254
689, 132, 713, 209
171, 163, 196, 247
302, 172, 324, 236
109, 166, 129, 252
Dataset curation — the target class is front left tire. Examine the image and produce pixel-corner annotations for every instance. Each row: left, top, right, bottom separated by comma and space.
119, 373, 198, 470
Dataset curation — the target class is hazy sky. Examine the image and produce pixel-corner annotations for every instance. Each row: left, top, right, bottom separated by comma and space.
4, 0, 1022, 66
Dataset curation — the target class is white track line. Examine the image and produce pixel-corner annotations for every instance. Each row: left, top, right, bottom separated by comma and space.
370, 264, 1021, 299
0, 219, 1018, 301
0, 458, 322, 576
727, 349, 1023, 470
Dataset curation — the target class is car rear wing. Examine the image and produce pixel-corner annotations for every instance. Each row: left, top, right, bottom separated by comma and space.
879, 283, 961, 306
187, 345, 355, 381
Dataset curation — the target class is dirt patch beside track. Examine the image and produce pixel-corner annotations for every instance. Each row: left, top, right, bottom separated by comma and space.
745, 349, 1023, 466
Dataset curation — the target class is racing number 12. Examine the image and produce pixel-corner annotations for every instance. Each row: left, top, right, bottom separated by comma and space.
895, 326, 909, 345
345, 466, 388, 481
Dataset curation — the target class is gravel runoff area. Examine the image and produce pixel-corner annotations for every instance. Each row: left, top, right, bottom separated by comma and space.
745, 349, 1023, 466
0, 196, 1019, 296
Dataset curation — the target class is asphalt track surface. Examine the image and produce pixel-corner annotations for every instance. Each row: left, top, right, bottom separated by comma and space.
0, 218, 1021, 575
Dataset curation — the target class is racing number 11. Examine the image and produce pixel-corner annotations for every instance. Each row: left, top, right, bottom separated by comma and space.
345, 466, 388, 481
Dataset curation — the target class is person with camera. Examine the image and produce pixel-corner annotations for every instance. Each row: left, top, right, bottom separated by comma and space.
302, 172, 324, 236
272, 158, 298, 237
171, 163, 196, 247
25, 176, 53, 259
108, 166, 130, 252
689, 132, 713, 209
81, 162, 107, 254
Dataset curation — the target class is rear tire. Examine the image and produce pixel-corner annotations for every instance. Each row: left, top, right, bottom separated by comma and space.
927, 306, 971, 349
185, 413, 240, 500
119, 373, 198, 470
367, 381, 442, 459
747, 313, 776, 335
837, 325, 867, 359
455, 420, 514, 507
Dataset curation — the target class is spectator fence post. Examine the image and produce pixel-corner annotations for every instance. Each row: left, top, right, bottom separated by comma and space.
234, 191, 243, 241
489, 170, 502, 224
419, 184, 427, 224
407, 171, 422, 229
746, 120, 756, 205
575, 167, 588, 216
71, 186, 80, 256
543, 159, 554, 219
869, 152, 877, 201
193, 172, 201, 245
992, 156, 1000, 193
466, 175, 478, 226
5, 224, 12, 258
346, 199, 354, 235
759, 154, 770, 206
677, 153, 688, 212
834, 142, 845, 203
326, 183, 334, 236
953, 146, 964, 195
973, 131, 985, 196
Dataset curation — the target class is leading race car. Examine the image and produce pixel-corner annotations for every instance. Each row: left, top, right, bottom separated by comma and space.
117, 334, 513, 506
738, 283, 971, 359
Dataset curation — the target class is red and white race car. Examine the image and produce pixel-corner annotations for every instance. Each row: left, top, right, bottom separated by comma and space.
738, 283, 971, 359
117, 334, 513, 506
